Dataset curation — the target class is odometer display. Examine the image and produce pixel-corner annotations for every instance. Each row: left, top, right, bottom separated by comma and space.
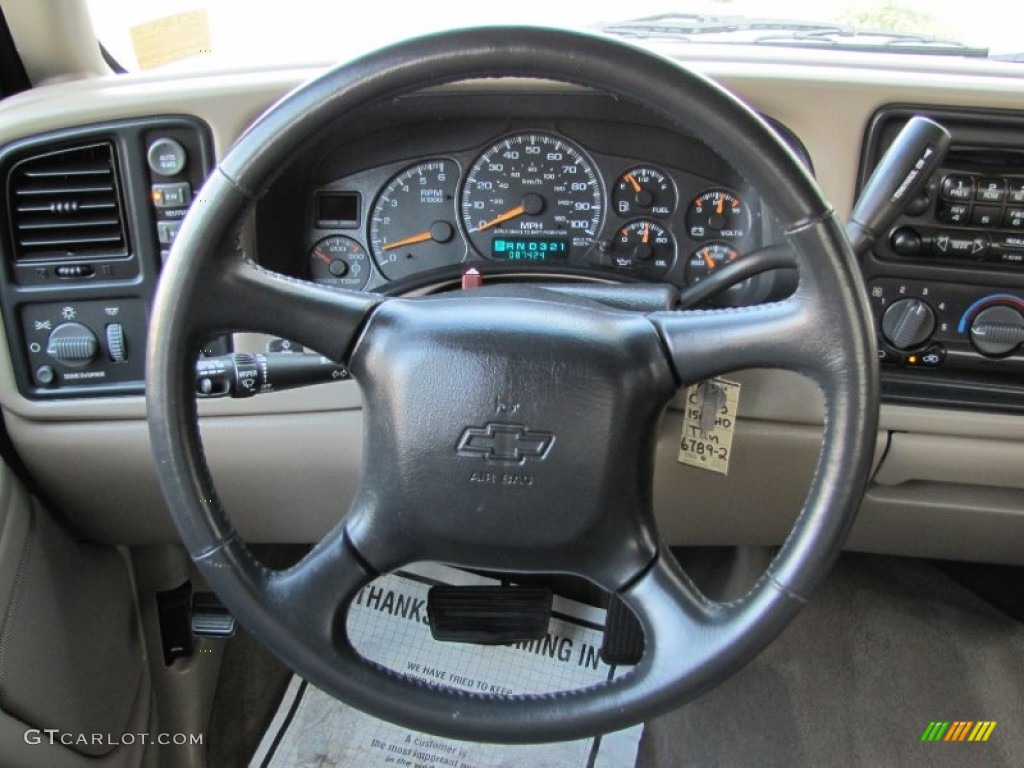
491, 237, 569, 261
461, 133, 603, 261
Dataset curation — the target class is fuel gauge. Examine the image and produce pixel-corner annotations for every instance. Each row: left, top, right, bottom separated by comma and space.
613, 166, 676, 218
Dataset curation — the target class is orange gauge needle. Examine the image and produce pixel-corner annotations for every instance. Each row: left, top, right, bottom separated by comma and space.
643, 221, 651, 244
382, 230, 434, 251
313, 248, 332, 265
716, 195, 725, 215
625, 173, 642, 193
702, 249, 715, 270
473, 205, 526, 233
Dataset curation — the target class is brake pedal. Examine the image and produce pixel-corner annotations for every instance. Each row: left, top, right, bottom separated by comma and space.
191, 591, 236, 637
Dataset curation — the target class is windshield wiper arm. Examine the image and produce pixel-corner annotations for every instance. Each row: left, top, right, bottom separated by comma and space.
597, 13, 989, 58
597, 13, 847, 40
752, 28, 989, 57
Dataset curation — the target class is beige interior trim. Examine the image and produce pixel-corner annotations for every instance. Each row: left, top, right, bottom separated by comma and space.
3, 0, 108, 84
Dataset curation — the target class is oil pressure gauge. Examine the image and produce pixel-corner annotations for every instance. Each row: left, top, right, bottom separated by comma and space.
611, 219, 675, 280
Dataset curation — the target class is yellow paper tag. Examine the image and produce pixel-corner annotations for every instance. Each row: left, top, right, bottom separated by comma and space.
678, 378, 740, 475
130, 10, 212, 71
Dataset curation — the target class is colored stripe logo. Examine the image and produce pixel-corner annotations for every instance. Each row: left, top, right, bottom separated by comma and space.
921, 721, 997, 742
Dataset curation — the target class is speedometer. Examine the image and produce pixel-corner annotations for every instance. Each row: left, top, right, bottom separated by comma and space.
461, 133, 603, 261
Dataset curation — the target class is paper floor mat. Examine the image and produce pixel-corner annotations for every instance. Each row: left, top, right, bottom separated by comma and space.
250, 563, 643, 768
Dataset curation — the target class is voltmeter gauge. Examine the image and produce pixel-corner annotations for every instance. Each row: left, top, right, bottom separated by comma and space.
686, 188, 750, 239
308, 236, 370, 291
611, 219, 675, 280
613, 166, 676, 218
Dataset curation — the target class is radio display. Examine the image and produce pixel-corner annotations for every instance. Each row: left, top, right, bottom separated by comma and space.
491, 237, 570, 261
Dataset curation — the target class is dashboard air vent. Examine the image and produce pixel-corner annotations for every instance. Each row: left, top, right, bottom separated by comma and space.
7, 142, 128, 260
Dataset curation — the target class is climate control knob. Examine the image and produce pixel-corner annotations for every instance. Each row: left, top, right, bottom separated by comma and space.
970, 305, 1024, 357
881, 298, 935, 350
46, 322, 98, 367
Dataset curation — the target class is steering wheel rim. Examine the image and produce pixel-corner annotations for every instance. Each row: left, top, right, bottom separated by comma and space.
147, 26, 878, 742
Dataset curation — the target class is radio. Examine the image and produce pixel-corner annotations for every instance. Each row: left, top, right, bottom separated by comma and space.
859, 106, 1024, 412
875, 167, 1024, 268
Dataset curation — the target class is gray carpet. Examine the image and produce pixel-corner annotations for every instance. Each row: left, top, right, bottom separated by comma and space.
205, 554, 1023, 767
637, 554, 1024, 767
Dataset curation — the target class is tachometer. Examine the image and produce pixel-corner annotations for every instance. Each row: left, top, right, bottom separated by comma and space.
461, 133, 603, 261
370, 159, 464, 281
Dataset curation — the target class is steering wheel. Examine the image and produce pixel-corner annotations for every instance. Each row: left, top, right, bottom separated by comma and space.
147, 27, 878, 743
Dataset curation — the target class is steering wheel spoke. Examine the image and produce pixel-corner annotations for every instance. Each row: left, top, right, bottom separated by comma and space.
650, 297, 821, 385
205, 258, 382, 361
264, 525, 379, 647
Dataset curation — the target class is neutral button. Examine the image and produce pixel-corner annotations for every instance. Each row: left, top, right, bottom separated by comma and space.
147, 137, 188, 176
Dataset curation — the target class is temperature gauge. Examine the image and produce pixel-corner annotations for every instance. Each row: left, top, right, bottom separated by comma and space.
686, 188, 750, 239
309, 236, 370, 290
685, 242, 742, 285
613, 166, 676, 218
612, 219, 675, 280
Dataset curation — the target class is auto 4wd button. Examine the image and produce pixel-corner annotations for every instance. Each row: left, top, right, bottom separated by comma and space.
932, 233, 989, 258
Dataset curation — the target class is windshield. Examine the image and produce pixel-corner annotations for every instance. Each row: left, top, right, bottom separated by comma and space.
87, 0, 1023, 71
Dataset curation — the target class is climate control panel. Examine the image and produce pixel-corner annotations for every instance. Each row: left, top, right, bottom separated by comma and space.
868, 278, 1024, 375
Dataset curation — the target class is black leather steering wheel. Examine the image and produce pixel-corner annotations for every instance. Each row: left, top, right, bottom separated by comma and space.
147, 27, 878, 743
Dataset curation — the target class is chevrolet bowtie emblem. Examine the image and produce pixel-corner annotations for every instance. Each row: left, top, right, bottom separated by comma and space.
456, 423, 555, 464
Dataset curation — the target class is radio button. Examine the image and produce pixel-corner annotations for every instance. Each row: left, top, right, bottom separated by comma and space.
1008, 180, 1024, 204
938, 203, 970, 225
975, 177, 1006, 203
933, 233, 989, 259
890, 227, 923, 256
1004, 208, 1024, 229
941, 174, 974, 201
990, 248, 1024, 267
971, 206, 1001, 228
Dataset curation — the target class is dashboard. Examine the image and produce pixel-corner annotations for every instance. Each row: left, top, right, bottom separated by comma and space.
254, 94, 797, 305
0, 46, 1022, 566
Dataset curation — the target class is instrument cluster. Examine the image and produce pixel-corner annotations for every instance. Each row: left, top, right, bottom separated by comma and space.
300, 125, 771, 300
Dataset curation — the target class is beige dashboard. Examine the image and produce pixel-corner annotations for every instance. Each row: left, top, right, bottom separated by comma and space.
1, 47, 1023, 564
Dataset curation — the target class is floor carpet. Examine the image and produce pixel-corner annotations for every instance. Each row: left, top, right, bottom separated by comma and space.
206, 553, 1023, 767
637, 554, 1024, 767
